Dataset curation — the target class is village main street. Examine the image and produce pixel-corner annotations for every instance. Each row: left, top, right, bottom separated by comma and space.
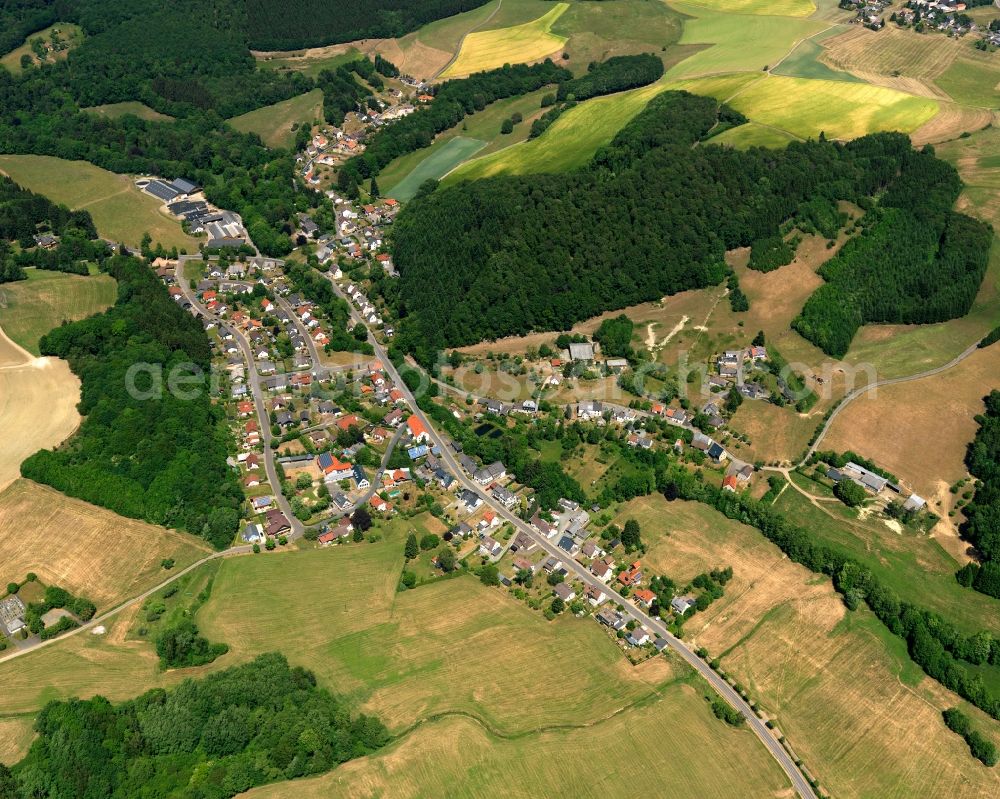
322, 275, 819, 799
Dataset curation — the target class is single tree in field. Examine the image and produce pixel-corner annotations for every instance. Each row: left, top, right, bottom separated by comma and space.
622, 518, 642, 551
404, 533, 418, 560
437, 547, 456, 572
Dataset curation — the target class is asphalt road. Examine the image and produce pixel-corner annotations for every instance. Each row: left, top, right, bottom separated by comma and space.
324, 275, 817, 799
797, 338, 983, 468
177, 271, 304, 538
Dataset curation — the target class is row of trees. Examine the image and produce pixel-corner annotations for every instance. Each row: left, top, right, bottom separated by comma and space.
657, 464, 1000, 723
20, 255, 243, 548
555, 53, 664, 102
956, 391, 1000, 598
4, 653, 390, 798
243, 0, 492, 50
942, 707, 998, 766
338, 60, 573, 187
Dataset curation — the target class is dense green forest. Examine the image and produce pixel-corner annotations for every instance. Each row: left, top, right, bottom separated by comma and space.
20, 256, 242, 548
0, 1, 386, 256
388, 92, 989, 363
338, 61, 572, 192
792, 152, 991, 357
555, 53, 664, 101
0, 0, 71, 56
2, 653, 389, 799
956, 391, 1000, 598
0, 175, 104, 283
245, 0, 492, 50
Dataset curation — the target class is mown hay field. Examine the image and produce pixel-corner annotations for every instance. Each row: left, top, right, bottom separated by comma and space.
228, 89, 324, 149
820, 25, 960, 96
197, 545, 674, 734
822, 343, 1000, 500
610, 495, 1000, 799
0, 155, 198, 250
245, 687, 792, 799
82, 102, 173, 122
0, 332, 82, 494
0, 480, 211, 610
0, 718, 35, 766
668, 5, 829, 78
726, 75, 939, 140
0, 268, 117, 355
440, 3, 569, 77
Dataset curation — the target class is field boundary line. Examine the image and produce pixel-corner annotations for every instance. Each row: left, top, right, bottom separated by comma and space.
434, 0, 505, 80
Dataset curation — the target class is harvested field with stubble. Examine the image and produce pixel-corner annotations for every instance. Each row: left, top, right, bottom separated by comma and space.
244, 686, 792, 799
820, 25, 959, 98
821, 344, 1000, 499
0, 717, 35, 765
0, 331, 81, 493
440, 3, 569, 78
0, 479, 211, 609
612, 494, 1000, 799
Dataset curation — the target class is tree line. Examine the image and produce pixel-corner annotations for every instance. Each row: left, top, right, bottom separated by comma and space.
556, 425, 1000, 726
337, 60, 573, 193
657, 463, 1000, 725
20, 255, 243, 548
244, 0, 492, 51
955, 391, 1000, 598
0, 175, 104, 283
390, 92, 989, 365
555, 53, 664, 101
0, 653, 390, 798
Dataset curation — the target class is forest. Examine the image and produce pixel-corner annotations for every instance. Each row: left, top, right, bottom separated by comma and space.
555, 53, 664, 101
1, 653, 389, 799
20, 255, 243, 549
792, 151, 991, 357
955, 391, 1000, 598
0, 175, 104, 283
0, 2, 388, 256
390, 92, 986, 364
245, 0, 492, 50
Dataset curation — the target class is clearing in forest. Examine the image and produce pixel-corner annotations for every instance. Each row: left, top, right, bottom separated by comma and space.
228, 89, 325, 149
0, 155, 198, 250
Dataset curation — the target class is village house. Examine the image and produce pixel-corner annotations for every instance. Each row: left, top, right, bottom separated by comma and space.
554, 583, 576, 603
479, 536, 502, 558
585, 584, 607, 606
618, 561, 643, 587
